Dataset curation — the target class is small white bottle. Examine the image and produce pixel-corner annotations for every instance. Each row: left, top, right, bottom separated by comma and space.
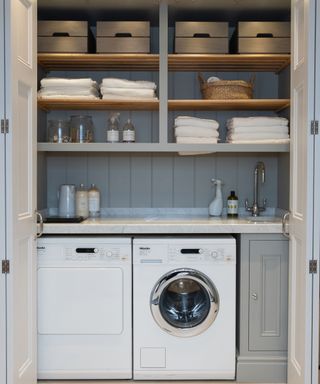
76, 184, 89, 217
107, 112, 120, 143
209, 179, 223, 217
88, 183, 100, 218
122, 118, 135, 143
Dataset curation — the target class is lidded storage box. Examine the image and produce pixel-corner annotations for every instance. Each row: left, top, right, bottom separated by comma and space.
175, 22, 229, 53
235, 22, 291, 53
38, 21, 93, 53
96, 21, 150, 53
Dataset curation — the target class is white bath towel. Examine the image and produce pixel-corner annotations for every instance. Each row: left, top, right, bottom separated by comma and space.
38, 87, 100, 97
175, 126, 219, 138
102, 94, 158, 101
227, 139, 290, 144
228, 125, 289, 134
175, 116, 219, 129
227, 116, 288, 128
227, 132, 289, 141
101, 87, 156, 98
40, 78, 97, 88
176, 137, 218, 144
38, 94, 100, 100
101, 78, 157, 90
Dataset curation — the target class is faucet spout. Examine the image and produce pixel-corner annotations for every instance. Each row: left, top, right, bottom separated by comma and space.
246, 161, 267, 217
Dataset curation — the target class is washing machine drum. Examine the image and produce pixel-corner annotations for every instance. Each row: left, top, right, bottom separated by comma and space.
150, 268, 220, 337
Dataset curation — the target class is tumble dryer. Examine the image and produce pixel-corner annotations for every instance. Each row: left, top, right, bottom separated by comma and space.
133, 236, 236, 380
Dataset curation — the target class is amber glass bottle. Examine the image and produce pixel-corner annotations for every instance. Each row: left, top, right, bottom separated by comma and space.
227, 190, 238, 218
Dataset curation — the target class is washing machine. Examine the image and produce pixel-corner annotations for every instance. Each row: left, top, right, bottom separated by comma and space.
133, 236, 236, 380
37, 236, 132, 380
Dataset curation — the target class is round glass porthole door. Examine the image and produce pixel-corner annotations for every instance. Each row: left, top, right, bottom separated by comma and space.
150, 268, 220, 337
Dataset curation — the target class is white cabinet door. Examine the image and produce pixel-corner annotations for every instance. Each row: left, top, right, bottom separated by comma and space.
4, 0, 37, 384
289, 0, 317, 383
0, 1, 6, 383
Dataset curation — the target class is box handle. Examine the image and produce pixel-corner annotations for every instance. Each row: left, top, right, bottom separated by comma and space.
193, 33, 211, 38
115, 32, 132, 37
256, 33, 274, 38
52, 32, 70, 37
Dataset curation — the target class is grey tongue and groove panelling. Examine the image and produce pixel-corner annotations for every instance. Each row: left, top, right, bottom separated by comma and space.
42, 70, 284, 210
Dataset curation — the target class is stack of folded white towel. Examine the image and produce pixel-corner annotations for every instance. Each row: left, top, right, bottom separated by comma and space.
38, 78, 99, 99
174, 116, 219, 156
226, 116, 290, 144
100, 78, 158, 100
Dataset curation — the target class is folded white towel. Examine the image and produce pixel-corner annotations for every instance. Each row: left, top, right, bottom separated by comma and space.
227, 132, 289, 141
102, 94, 158, 101
227, 116, 288, 128
176, 136, 218, 144
101, 78, 157, 90
40, 78, 96, 88
175, 116, 219, 129
101, 87, 155, 98
38, 87, 100, 97
227, 139, 290, 144
38, 94, 100, 100
175, 126, 219, 138
228, 125, 289, 134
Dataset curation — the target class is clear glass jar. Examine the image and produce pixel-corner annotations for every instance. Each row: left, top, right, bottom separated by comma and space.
70, 115, 94, 143
47, 119, 71, 143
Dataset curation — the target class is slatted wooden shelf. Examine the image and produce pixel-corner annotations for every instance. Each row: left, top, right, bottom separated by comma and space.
37, 142, 290, 153
38, 98, 160, 111
38, 98, 290, 112
38, 53, 290, 73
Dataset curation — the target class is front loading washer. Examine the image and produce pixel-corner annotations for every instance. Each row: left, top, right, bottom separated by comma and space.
37, 236, 132, 380
133, 236, 236, 380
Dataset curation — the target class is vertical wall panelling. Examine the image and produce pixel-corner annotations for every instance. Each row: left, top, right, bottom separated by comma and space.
109, 154, 131, 207
131, 155, 152, 207
87, 154, 108, 208
173, 155, 195, 207
152, 154, 174, 207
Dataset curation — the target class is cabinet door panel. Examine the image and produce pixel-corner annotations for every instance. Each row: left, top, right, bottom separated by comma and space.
249, 240, 288, 351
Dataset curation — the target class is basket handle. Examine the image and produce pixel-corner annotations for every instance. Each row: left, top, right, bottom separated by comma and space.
249, 74, 256, 86
198, 72, 206, 86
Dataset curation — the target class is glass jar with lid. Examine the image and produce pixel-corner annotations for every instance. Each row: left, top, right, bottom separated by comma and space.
70, 115, 94, 143
47, 119, 71, 143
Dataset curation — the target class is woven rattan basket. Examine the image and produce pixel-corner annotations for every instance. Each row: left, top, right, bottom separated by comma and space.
198, 73, 255, 100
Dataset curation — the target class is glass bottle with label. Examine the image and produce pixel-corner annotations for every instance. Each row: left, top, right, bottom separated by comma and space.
76, 184, 89, 218
106, 112, 120, 143
227, 190, 238, 218
122, 118, 135, 143
88, 184, 100, 218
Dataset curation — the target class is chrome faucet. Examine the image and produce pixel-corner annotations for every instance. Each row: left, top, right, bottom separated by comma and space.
245, 161, 267, 217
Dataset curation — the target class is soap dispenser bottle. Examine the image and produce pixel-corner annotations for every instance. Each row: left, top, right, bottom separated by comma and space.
209, 179, 223, 217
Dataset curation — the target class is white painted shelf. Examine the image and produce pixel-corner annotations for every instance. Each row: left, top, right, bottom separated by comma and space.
37, 142, 290, 153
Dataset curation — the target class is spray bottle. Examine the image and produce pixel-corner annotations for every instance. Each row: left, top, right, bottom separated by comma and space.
209, 179, 223, 216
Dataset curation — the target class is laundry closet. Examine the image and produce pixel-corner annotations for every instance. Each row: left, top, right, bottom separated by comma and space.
0, 1, 319, 384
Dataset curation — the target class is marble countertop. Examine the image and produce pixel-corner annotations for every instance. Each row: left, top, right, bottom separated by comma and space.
41, 213, 283, 235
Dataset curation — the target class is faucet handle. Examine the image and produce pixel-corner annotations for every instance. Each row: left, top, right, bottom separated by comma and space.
258, 198, 267, 212
245, 199, 252, 212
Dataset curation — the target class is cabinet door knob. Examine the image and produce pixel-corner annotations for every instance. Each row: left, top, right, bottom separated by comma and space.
251, 292, 258, 300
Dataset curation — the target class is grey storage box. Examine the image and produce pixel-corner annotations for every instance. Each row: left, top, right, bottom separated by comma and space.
175, 22, 228, 54
235, 22, 291, 53
96, 21, 150, 53
38, 21, 94, 53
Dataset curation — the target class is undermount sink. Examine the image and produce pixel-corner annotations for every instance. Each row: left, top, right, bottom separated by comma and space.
244, 216, 280, 222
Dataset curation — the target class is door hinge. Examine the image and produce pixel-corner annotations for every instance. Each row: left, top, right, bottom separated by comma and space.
2, 260, 10, 274
311, 120, 319, 135
309, 259, 318, 274
1, 119, 8, 134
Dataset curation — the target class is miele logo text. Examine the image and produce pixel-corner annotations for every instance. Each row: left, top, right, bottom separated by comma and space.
37, 246, 45, 250
139, 247, 150, 250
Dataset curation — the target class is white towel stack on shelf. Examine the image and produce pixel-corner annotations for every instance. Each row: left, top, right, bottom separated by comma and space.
226, 116, 290, 144
100, 78, 158, 100
174, 116, 220, 155
38, 78, 100, 99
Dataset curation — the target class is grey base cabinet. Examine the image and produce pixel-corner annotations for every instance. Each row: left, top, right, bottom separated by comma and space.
237, 234, 289, 383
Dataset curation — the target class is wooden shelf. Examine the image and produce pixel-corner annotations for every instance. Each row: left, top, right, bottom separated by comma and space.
38, 98, 289, 112
38, 53, 290, 73
168, 99, 290, 111
38, 98, 159, 111
37, 142, 290, 153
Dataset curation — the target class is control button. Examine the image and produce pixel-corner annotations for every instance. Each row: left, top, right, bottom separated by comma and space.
94, 248, 99, 253
211, 251, 218, 258
106, 251, 113, 257
198, 248, 203, 254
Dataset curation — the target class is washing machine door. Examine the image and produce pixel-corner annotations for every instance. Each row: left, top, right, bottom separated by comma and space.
150, 268, 219, 337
